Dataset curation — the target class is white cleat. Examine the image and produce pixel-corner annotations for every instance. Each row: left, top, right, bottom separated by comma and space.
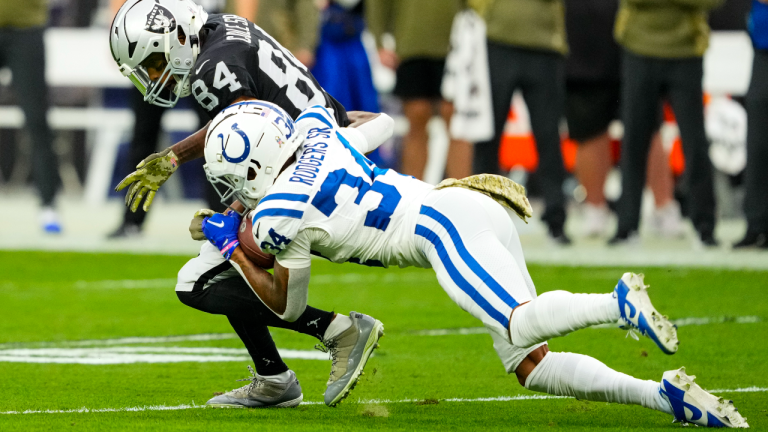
660, 367, 749, 428
614, 272, 679, 354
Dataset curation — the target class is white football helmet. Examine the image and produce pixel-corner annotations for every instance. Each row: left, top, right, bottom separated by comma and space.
204, 101, 302, 211
110, 0, 208, 107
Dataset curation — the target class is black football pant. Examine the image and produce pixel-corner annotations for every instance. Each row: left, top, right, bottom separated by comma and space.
474, 42, 568, 229
177, 276, 334, 376
617, 50, 716, 235
121, 90, 225, 227
0, 26, 59, 206
744, 49, 768, 234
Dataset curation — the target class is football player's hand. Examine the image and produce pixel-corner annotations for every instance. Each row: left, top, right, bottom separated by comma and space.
114, 148, 179, 213
202, 210, 242, 260
189, 209, 216, 241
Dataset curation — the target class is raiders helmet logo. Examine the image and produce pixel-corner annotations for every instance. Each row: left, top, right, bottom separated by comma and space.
144, 5, 176, 34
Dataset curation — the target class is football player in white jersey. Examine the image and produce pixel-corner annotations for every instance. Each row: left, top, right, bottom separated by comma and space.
195, 100, 749, 427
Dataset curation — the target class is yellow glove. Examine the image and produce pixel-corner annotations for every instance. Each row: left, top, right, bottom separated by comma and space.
114, 148, 179, 212
189, 209, 216, 241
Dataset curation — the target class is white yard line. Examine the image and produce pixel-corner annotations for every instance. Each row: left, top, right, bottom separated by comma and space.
0, 347, 329, 364
3, 388, 766, 415
415, 315, 763, 336
0, 333, 241, 349
1, 313, 761, 351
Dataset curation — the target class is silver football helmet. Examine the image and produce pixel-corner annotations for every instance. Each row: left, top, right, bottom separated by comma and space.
110, 0, 208, 107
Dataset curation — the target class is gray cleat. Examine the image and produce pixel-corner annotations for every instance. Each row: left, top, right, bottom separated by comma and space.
206, 366, 303, 408
317, 311, 384, 407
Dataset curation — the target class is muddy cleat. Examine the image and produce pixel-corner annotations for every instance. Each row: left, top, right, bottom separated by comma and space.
614, 272, 679, 354
206, 366, 303, 408
317, 311, 384, 407
660, 367, 749, 428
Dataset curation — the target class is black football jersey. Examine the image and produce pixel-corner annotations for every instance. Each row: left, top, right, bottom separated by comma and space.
190, 14, 349, 125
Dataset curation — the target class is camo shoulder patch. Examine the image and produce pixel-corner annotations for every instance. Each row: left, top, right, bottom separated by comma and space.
435, 174, 533, 223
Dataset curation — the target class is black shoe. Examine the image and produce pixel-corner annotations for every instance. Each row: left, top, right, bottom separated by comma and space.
107, 223, 142, 239
697, 230, 718, 247
608, 229, 638, 246
733, 232, 768, 249
548, 225, 572, 245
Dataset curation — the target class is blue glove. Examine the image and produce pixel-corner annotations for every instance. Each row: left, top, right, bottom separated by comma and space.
202, 210, 242, 260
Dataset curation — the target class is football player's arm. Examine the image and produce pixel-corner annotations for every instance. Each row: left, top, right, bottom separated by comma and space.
115, 96, 258, 211
341, 112, 395, 154
230, 231, 314, 321
229, 250, 309, 321
170, 96, 258, 164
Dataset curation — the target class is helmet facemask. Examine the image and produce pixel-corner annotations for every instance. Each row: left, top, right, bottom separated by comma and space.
205, 166, 260, 215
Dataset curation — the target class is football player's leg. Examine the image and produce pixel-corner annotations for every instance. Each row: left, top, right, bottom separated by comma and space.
517, 349, 749, 427
176, 243, 337, 341
509, 272, 678, 354
415, 188, 535, 338
417, 189, 626, 346
489, 202, 678, 353
175, 278, 291, 378
517, 348, 673, 414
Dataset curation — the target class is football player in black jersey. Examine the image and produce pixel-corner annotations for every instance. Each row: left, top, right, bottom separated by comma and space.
110, 0, 374, 212
108, 0, 382, 408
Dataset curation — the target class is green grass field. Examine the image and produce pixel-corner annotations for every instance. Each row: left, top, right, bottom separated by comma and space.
1, 251, 766, 431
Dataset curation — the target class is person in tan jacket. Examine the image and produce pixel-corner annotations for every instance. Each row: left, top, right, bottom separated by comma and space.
474, 0, 571, 244
610, 0, 724, 246
366, 0, 470, 181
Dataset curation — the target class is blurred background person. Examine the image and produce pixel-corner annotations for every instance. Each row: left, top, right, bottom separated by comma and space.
473, 0, 570, 244
365, 0, 470, 180
311, 0, 379, 119
253, 0, 319, 68
735, 0, 768, 249
0, 0, 62, 233
107, 0, 230, 239
565, 0, 682, 239
611, 0, 724, 246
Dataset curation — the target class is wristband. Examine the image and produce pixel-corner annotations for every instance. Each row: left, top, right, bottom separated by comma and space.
220, 239, 240, 260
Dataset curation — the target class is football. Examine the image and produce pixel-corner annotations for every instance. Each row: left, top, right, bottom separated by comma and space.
237, 210, 275, 269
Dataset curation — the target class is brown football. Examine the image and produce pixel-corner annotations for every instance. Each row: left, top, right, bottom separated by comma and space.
237, 210, 275, 269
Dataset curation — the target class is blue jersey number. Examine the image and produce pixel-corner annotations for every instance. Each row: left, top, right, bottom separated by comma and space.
311, 168, 401, 231
260, 228, 292, 254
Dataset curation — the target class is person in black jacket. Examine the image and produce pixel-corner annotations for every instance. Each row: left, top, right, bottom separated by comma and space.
735, 0, 768, 248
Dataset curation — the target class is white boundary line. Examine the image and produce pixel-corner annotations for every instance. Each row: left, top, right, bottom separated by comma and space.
3, 388, 766, 415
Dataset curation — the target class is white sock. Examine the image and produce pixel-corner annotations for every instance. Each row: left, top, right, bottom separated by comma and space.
525, 352, 672, 414
323, 313, 353, 340
261, 370, 293, 384
510, 291, 619, 348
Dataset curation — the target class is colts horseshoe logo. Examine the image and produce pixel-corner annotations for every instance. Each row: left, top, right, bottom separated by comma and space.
220, 122, 250, 163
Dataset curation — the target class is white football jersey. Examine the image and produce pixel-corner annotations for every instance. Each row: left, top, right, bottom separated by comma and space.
250, 105, 434, 269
